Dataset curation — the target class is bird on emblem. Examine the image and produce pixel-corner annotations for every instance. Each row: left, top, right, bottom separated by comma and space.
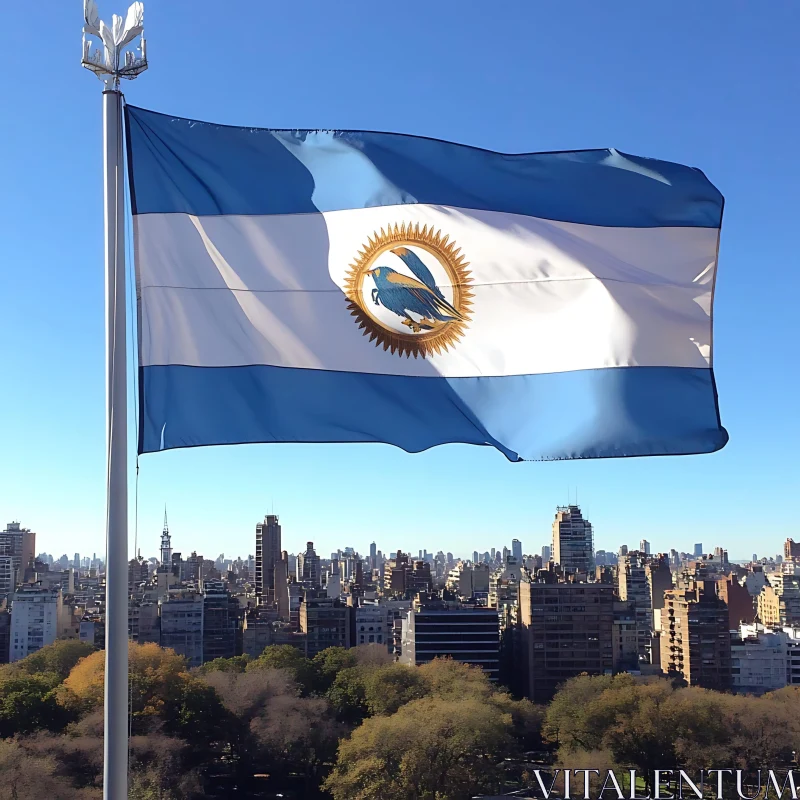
366, 246, 463, 333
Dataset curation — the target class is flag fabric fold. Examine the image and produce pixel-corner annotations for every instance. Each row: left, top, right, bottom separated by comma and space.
125, 105, 727, 461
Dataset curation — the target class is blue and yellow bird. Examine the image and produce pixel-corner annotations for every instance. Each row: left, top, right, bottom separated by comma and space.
367, 246, 463, 333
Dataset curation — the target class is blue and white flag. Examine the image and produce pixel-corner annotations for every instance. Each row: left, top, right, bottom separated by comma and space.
125, 105, 727, 461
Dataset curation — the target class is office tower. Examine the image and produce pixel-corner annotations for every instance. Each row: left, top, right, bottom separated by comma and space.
298, 542, 321, 587
275, 551, 290, 619
512, 539, 523, 563
400, 598, 500, 680
619, 544, 628, 557
488, 556, 521, 610
10, 585, 62, 662
541, 545, 551, 562
128, 558, 149, 594
159, 590, 204, 668
785, 539, 800, 561
612, 600, 639, 672
300, 589, 352, 657
370, 541, 377, 568
490, 548, 496, 560
752, 553, 758, 563
661, 581, 731, 690
255, 514, 281, 604
0, 522, 36, 598
639, 539, 651, 556
502, 546, 510, 563
73, 553, 81, 570
694, 543, 703, 557
552, 505, 594, 573
618, 553, 651, 662
160, 507, 172, 566
184, 552, 207, 584
202, 581, 242, 663
472, 551, 479, 564
519, 578, 614, 703
758, 575, 800, 627
646, 553, 673, 611
716, 575, 755, 629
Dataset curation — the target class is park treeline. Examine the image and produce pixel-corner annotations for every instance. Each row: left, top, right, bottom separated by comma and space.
0, 641, 799, 799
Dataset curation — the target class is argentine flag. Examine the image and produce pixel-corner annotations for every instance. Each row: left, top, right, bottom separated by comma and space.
126, 106, 727, 461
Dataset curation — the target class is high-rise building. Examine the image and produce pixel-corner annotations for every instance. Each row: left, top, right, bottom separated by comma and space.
618, 552, 651, 662
785, 539, 800, 562
612, 600, 639, 672
400, 598, 500, 680
758, 575, 800, 627
716, 575, 755, 629
541, 545, 551, 562
639, 539, 651, 556
159, 590, 204, 668
202, 581, 242, 663
661, 581, 731, 690
694, 543, 704, 557
0, 522, 36, 598
160, 507, 172, 567
10, 585, 62, 662
519, 579, 614, 703
369, 542, 377, 569
275, 551, 290, 620
255, 514, 281, 604
299, 589, 352, 657
646, 554, 673, 611
512, 539, 523, 562
298, 542, 321, 587
552, 505, 594, 574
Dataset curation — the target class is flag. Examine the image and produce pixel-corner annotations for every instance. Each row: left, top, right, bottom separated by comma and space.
125, 105, 727, 461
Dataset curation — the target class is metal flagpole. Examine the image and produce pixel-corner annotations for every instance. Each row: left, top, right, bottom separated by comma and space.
81, 3, 147, 799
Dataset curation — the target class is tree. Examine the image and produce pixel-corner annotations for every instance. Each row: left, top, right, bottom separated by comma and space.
245, 644, 315, 694
128, 735, 202, 800
0, 736, 101, 800
362, 663, 426, 716
324, 696, 517, 800
59, 642, 190, 731
326, 666, 370, 724
313, 646, 358, 692
3, 640, 95, 682
197, 654, 250, 675
203, 668, 340, 796
543, 673, 632, 752
0, 674, 75, 737
418, 657, 494, 701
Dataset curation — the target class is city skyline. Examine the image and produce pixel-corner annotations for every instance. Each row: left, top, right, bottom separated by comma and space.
19, 503, 789, 566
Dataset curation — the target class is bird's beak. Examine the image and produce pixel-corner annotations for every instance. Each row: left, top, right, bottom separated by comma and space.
366, 268, 375, 276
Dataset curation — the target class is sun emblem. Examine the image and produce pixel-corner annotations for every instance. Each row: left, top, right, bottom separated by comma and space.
344, 223, 473, 358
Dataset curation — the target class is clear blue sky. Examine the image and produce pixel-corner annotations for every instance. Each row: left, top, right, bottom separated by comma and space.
2, 1, 798, 562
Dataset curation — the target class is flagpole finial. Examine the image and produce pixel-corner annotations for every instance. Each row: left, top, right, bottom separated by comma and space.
81, 0, 148, 89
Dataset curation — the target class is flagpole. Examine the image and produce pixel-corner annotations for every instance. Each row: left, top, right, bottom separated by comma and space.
81, 4, 147, 799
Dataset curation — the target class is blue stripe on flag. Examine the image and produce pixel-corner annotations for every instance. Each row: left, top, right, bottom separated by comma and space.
139, 364, 727, 461
125, 106, 723, 228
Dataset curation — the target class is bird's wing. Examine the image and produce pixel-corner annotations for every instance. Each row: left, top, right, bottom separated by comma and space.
397, 249, 439, 293
386, 272, 463, 320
